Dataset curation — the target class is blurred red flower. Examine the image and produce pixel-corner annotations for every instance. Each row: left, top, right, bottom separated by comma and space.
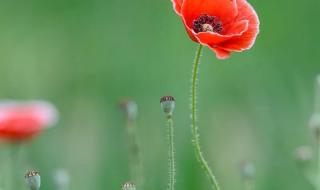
0, 101, 58, 142
171, 0, 259, 59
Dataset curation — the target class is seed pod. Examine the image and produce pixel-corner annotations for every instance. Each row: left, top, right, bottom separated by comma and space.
160, 96, 175, 118
25, 170, 41, 190
122, 182, 136, 190
119, 99, 138, 122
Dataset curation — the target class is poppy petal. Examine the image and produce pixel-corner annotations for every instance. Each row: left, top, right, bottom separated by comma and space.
171, 0, 184, 15
218, 0, 260, 51
181, 0, 238, 29
184, 24, 198, 42
195, 20, 248, 45
223, 19, 249, 35
209, 47, 231, 59
196, 33, 233, 45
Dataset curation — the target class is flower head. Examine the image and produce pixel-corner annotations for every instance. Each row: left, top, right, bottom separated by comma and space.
171, 0, 260, 59
25, 170, 41, 190
119, 99, 138, 122
160, 96, 175, 118
0, 100, 58, 142
122, 182, 136, 190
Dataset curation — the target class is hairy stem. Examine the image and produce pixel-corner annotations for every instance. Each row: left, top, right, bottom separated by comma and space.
167, 117, 175, 190
190, 44, 221, 190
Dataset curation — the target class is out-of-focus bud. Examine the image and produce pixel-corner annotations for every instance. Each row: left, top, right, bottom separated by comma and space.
25, 170, 41, 190
0, 100, 59, 141
309, 113, 320, 140
122, 182, 136, 190
53, 169, 70, 190
295, 146, 313, 164
240, 161, 255, 180
160, 96, 175, 118
119, 99, 138, 122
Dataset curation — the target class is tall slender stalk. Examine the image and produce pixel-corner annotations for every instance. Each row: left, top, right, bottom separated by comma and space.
167, 117, 175, 190
120, 99, 143, 189
127, 119, 143, 188
160, 96, 176, 190
190, 44, 221, 190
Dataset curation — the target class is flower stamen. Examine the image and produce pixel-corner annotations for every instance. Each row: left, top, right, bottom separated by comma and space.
192, 14, 223, 33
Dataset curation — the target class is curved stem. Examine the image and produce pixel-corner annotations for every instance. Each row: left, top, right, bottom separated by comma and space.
167, 117, 175, 190
191, 44, 221, 190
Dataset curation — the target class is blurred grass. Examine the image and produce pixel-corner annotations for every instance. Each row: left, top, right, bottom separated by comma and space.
0, 0, 319, 190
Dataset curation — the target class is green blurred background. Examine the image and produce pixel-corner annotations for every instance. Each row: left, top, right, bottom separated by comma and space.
0, 0, 319, 190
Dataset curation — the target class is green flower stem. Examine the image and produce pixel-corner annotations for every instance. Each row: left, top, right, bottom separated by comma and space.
191, 44, 221, 190
166, 117, 175, 190
126, 120, 144, 189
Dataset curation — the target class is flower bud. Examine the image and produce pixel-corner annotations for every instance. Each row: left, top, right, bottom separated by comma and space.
240, 161, 255, 180
309, 113, 320, 140
160, 96, 175, 118
119, 99, 138, 122
25, 170, 41, 190
122, 182, 136, 190
295, 146, 313, 164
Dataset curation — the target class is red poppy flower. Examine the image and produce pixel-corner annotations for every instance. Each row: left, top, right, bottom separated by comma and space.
0, 101, 58, 141
171, 0, 259, 59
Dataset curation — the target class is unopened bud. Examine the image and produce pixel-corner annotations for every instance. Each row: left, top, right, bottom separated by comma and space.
119, 99, 138, 122
160, 96, 175, 118
122, 182, 136, 190
309, 113, 320, 140
25, 170, 41, 190
240, 161, 255, 180
295, 146, 313, 164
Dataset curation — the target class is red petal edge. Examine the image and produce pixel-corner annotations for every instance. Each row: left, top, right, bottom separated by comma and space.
171, 0, 184, 15
218, 0, 260, 52
210, 47, 231, 59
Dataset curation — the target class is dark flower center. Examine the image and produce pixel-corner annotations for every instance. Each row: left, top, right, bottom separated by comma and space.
192, 14, 223, 33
